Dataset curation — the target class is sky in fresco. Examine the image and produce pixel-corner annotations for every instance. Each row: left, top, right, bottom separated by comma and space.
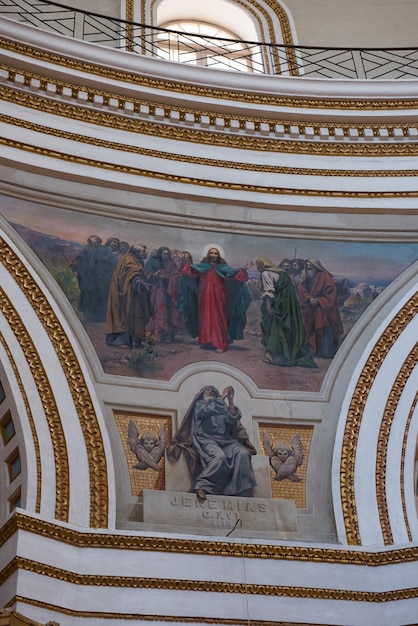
1, 195, 417, 286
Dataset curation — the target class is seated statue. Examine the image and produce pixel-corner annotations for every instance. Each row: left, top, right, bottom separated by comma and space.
167, 385, 257, 502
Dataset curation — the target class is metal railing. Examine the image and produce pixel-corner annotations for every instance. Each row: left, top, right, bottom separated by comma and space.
1, 0, 418, 79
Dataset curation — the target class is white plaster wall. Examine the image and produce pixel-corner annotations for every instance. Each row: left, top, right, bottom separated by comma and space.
55, 0, 418, 47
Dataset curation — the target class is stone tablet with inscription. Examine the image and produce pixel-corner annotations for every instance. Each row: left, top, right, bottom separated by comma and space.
143, 490, 298, 533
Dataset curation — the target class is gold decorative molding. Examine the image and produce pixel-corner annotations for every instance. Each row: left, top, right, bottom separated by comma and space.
3, 513, 418, 566
3, 89, 418, 161
2, 78, 418, 155
0, 239, 108, 528
401, 392, 418, 541
2, 556, 418, 603
0, 335, 42, 514
3, 135, 418, 201
376, 344, 418, 545
0, 286, 69, 521
0, 609, 43, 626
340, 292, 418, 545
2, 38, 418, 110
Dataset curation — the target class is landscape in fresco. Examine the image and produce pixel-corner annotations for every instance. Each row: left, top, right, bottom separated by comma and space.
1, 195, 417, 392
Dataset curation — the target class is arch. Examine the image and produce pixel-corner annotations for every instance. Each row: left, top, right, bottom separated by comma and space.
0, 221, 113, 529
332, 261, 418, 547
126, 0, 298, 74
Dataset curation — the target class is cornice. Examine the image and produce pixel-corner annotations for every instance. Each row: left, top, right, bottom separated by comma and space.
2, 19, 418, 111
3, 513, 418, 566
2, 557, 418, 601
3, 135, 418, 200
2, 80, 418, 157
5, 598, 327, 626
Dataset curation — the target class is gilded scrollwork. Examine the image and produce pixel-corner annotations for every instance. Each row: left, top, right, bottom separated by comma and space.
0, 239, 108, 528
2, 511, 413, 567
2, 76, 418, 157
0, 336, 42, 513
377, 345, 418, 544
3, 37, 418, 110
340, 293, 418, 546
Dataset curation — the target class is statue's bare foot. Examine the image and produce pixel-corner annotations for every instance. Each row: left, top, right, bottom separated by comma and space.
196, 489, 207, 502
215, 348, 225, 353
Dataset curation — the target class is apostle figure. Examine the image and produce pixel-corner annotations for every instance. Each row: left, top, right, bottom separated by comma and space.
256, 257, 317, 367
105, 244, 152, 348
167, 385, 257, 502
145, 246, 183, 343
73, 235, 117, 322
180, 247, 252, 353
298, 258, 344, 358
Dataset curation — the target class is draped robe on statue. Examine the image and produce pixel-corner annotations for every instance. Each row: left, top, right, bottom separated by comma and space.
167, 386, 257, 496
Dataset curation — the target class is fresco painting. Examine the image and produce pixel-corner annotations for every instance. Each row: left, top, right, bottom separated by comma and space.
2, 195, 418, 392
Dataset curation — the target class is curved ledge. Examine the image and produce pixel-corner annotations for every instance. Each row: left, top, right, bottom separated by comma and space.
2, 17, 418, 104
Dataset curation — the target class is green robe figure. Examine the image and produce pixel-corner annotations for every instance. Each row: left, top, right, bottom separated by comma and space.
255, 257, 317, 368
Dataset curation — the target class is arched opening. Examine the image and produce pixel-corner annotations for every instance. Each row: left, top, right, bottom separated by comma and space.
156, 20, 258, 72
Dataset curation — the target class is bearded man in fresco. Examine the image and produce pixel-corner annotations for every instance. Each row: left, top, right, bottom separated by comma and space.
180, 247, 252, 353
105, 244, 152, 348
255, 256, 317, 368
167, 385, 257, 502
298, 258, 344, 358
73, 234, 117, 323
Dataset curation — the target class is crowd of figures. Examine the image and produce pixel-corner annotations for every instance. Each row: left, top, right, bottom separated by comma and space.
71, 236, 346, 367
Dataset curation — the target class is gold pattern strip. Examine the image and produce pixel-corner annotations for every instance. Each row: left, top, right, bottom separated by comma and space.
3, 38, 418, 110
2, 82, 418, 156
6, 596, 333, 626
0, 335, 42, 514
340, 293, 418, 545
4, 109, 418, 176
125, 0, 134, 52
2, 557, 418, 602
0, 286, 68, 520
4, 135, 418, 200
0, 240, 108, 528
376, 343, 418, 545
400, 391, 418, 542
3, 513, 418, 566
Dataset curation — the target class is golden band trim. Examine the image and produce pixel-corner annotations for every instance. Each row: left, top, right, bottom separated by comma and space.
3, 108, 418, 172
1, 557, 418, 602
340, 293, 418, 545
2, 38, 418, 110
401, 392, 418, 542
2, 82, 418, 157
0, 336, 42, 514
3, 136, 418, 200
3, 513, 418, 565
0, 240, 108, 527
376, 344, 418, 544
0, 285, 69, 521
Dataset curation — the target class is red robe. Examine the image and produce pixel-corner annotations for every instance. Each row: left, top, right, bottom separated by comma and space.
298, 270, 344, 358
183, 264, 248, 352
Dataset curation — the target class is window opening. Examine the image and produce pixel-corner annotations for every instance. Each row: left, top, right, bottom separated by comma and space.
156, 20, 259, 72
0, 411, 15, 445
7, 450, 21, 482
